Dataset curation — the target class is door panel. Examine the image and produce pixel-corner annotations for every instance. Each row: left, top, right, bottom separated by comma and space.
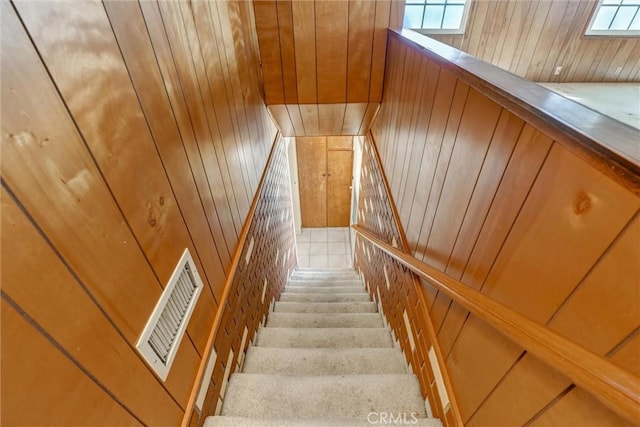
327, 149, 353, 226
297, 137, 327, 227
327, 136, 353, 150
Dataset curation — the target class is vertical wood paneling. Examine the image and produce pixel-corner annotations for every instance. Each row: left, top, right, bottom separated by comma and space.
318, 104, 348, 135
291, 0, 317, 103
1, 188, 183, 425
1, 299, 143, 427
370, 0, 392, 102
428, 109, 525, 331
528, 334, 640, 427
467, 216, 640, 426
347, 0, 376, 102
2, 0, 275, 424
299, 104, 320, 136
315, 1, 349, 103
139, 1, 240, 254
16, 0, 192, 288
397, 59, 441, 225
276, 1, 299, 104
431, 0, 640, 83
194, 1, 254, 213
252, 1, 284, 104
254, 0, 394, 104
437, 125, 553, 357
372, 32, 640, 425
103, 0, 230, 285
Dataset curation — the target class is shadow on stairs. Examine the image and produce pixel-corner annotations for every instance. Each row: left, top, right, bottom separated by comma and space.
205, 268, 442, 427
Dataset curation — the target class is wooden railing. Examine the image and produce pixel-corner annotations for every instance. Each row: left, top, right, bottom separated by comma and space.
352, 224, 640, 423
181, 134, 282, 427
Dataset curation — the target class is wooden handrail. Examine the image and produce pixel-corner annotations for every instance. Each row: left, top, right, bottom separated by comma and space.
352, 224, 640, 423
365, 132, 464, 425
180, 134, 282, 427
391, 30, 640, 195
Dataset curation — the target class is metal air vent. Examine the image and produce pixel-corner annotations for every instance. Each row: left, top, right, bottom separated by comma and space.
136, 249, 203, 381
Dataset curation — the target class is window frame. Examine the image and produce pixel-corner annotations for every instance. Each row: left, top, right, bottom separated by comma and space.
404, 0, 472, 35
584, 0, 640, 37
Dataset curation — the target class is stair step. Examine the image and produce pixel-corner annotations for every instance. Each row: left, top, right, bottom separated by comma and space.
255, 327, 393, 348
221, 374, 427, 419
283, 286, 366, 294
291, 268, 358, 278
205, 416, 442, 427
274, 301, 377, 313
242, 347, 407, 375
287, 279, 363, 288
279, 293, 371, 303
267, 313, 382, 328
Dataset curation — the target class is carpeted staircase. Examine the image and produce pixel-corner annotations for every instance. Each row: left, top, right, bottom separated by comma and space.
205, 269, 442, 427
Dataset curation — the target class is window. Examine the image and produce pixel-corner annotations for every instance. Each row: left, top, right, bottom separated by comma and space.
586, 0, 640, 36
403, 0, 471, 35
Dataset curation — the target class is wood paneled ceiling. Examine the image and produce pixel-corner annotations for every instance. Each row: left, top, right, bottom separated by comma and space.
430, 0, 640, 82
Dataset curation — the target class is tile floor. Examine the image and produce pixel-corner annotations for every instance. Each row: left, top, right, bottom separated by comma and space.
296, 227, 353, 269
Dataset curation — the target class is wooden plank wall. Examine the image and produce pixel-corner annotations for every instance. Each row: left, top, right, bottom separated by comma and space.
371, 34, 640, 425
430, 0, 640, 82
253, 0, 405, 105
268, 103, 380, 136
1, 1, 276, 425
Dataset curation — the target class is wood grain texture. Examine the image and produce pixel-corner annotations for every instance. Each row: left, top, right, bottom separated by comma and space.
429, 0, 640, 83
139, 0, 240, 252
466, 214, 640, 426
2, 1, 275, 424
316, 1, 349, 103
0, 299, 142, 427
276, 1, 299, 104
297, 137, 328, 227
253, 0, 285, 104
254, 0, 394, 104
1, 188, 183, 425
371, 31, 640, 425
291, 0, 317, 103
268, 103, 380, 136
327, 149, 354, 226
397, 29, 640, 193
353, 225, 640, 425
347, 0, 376, 102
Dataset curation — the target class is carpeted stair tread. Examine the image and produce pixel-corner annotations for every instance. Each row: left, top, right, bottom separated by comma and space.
204, 416, 442, 427
283, 286, 367, 294
290, 269, 359, 279
242, 347, 408, 375
220, 374, 427, 418
255, 327, 393, 348
267, 312, 383, 328
287, 279, 364, 287
274, 301, 377, 313
204, 267, 442, 427
279, 293, 371, 303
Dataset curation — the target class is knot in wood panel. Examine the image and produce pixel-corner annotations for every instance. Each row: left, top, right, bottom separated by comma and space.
573, 192, 592, 215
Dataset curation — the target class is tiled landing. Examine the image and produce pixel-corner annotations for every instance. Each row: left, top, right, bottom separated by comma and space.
296, 227, 352, 269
